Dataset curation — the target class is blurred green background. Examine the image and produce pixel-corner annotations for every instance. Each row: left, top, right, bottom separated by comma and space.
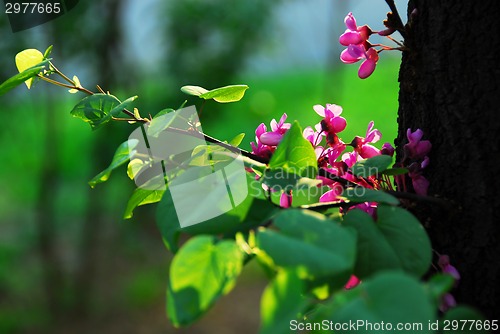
0, 0, 400, 333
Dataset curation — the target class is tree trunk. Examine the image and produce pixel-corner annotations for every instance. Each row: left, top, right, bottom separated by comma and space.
396, 0, 500, 319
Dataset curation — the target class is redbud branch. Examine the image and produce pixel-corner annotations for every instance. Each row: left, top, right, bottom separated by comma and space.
385, 35, 404, 47
162, 127, 269, 164
384, 0, 407, 39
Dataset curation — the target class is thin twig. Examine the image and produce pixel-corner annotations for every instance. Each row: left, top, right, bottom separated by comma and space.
163, 127, 269, 164
384, 0, 407, 39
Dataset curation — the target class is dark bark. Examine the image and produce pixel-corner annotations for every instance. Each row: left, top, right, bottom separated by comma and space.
396, 0, 500, 319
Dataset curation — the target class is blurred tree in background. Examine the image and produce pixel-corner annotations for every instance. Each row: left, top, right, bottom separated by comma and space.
164, 0, 277, 90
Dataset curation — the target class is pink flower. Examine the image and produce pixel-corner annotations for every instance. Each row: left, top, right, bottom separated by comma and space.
342, 46, 380, 79
339, 13, 372, 47
358, 48, 379, 79
440, 293, 457, 312
250, 113, 290, 159
381, 142, 395, 157
409, 173, 429, 196
339, 12, 379, 79
259, 113, 291, 146
401, 128, 431, 195
342, 151, 360, 168
405, 128, 432, 160
250, 123, 274, 160
351, 121, 382, 159
279, 192, 292, 208
344, 275, 361, 289
319, 182, 344, 202
313, 104, 347, 147
438, 255, 461, 283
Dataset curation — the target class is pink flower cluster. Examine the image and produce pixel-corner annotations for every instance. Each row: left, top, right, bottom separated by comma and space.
438, 255, 460, 312
339, 12, 401, 79
339, 12, 378, 79
396, 129, 432, 196
251, 113, 291, 160
249, 104, 432, 291
251, 103, 398, 216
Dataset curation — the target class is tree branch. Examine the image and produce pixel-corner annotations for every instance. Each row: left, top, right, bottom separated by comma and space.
384, 0, 407, 39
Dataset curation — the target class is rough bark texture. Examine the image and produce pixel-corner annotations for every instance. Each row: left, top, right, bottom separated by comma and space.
396, 0, 500, 319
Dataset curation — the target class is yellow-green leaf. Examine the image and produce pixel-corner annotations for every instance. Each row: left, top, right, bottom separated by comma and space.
15, 49, 44, 89
68, 75, 81, 94
180, 85, 209, 96
199, 85, 249, 103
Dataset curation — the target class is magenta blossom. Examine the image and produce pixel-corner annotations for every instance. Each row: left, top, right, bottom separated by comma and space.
409, 173, 430, 196
440, 293, 457, 313
303, 125, 326, 159
339, 12, 372, 47
437, 255, 460, 312
405, 128, 432, 160
340, 45, 380, 79
259, 113, 291, 146
251, 113, 290, 159
438, 255, 461, 283
344, 275, 361, 290
279, 192, 292, 208
402, 128, 431, 195
339, 12, 379, 79
313, 104, 347, 147
351, 121, 382, 158
381, 142, 395, 157
319, 182, 344, 202
250, 123, 274, 160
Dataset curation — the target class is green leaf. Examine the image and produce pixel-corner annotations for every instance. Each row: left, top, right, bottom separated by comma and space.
310, 271, 435, 334
167, 236, 244, 327
154, 108, 175, 118
269, 121, 318, 178
343, 205, 432, 279
377, 205, 432, 276
343, 187, 399, 205
123, 187, 165, 219
351, 155, 393, 178
439, 306, 487, 333
43, 45, 53, 59
229, 133, 245, 147
89, 139, 139, 188
257, 209, 356, 289
147, 109, 179, 138
260, 270, 308, 334
199, 84, 249, 103
180, 85, 209, 96
127, 159, 144, 180
382, 167, 409, 176
70, 94, 121, 129
0, 63, 47, 96
425, 274, 455, 307
15, 49, 44, 89
109, 95, 138, 118
156, 173, 276, 253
